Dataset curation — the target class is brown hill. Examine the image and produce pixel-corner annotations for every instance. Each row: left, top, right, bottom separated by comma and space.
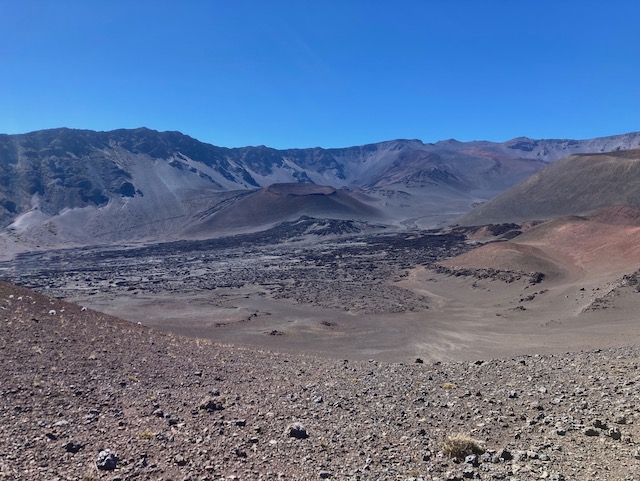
515, 215, 640, 276
440, 241, 563, 277
585, 204, 640, 226
455, 149, 640, 226
446, 209, 640, 280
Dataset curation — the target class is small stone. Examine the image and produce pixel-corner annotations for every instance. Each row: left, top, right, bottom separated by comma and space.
615, 415, 627, 425
286, 422, 309, 439
444, 471, 462, 481
508, 390, 518, 399
96, 449, 118, 470
313, 396, 323, 404
606, 427, 622, 440
200, 398, 224, 412
174, 454, 187, 466
464, 454, 479, 466
64, 441, 84, 453
499, 448, 513, 461
443, 471, 462, 481
513, 450, 527, 462
593, 419, 607, 429
584, 427, 599, 436
479, 452, 493, 463
415, 358, 424, 364
319, 470, 332, 479
461, 466, 475, 478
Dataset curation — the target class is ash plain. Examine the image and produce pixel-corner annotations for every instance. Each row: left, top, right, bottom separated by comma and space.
1, 219, 473, 361
4, 217, 640, 363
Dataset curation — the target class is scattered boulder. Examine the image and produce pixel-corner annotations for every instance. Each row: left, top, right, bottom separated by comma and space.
96, 449, 118, 470
64, 441, 83, 453
593, 419, 607, 429
464, 454, 479, 467
498, 448, 513, 461
286, 422, 309, 439
200, 398, 224, 412
606, 427, 622, 440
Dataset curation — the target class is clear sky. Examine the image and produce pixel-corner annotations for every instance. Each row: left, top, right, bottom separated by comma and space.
1, 1, 639, 149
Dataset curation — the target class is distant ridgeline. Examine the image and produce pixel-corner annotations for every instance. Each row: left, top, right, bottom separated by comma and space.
1, 127, 640, 247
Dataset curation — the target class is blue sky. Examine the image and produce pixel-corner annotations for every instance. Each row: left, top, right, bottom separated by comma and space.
1, 1, 639, 148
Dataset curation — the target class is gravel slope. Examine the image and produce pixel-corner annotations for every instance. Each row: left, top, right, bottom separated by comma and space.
2, 281, 640, 481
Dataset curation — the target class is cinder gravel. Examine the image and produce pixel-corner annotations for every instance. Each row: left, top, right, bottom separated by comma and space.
2, 281, 640, 480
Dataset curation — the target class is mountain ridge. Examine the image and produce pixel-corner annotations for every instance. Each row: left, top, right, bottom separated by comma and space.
2, 127, 640, 251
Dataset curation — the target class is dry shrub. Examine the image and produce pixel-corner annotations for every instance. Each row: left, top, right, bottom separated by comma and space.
442, 433, 484, 460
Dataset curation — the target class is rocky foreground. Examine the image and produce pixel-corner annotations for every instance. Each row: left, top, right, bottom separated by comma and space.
2, 281, 640, 480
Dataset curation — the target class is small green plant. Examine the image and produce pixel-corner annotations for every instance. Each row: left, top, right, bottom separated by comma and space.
442, 433, 484, 460
138, 429, 154, 439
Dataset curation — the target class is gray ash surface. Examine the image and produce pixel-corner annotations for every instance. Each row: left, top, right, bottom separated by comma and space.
1, 229, 468, 315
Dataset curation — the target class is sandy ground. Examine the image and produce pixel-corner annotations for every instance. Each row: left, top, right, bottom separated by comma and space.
78, 260, 640, 364
8, 213, 640, 364
7, 279, 640, 481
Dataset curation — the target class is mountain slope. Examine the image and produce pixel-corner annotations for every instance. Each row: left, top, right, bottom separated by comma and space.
455, 149, 640, 226
2, 127, 640, 249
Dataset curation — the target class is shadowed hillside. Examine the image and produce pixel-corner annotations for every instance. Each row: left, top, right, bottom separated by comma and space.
185, 183, 384, 235
455, 149, 640, 226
